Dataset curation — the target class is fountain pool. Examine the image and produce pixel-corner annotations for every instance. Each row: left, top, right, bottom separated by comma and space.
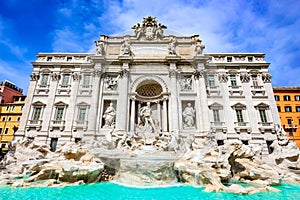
1, 182, 300, 200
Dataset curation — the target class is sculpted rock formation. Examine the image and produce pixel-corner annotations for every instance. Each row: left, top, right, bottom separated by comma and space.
1, 136, 300, 194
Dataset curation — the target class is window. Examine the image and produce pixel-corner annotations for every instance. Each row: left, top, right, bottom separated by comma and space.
229, 75, 237, 86
8, 117, 12, 122
61, 74, 70, 86
295, 96, 300, 101
285, 106, 292, 112
236, 109, 244, 122
248, 57, 253, 62
277, 106, 281, 112
252, 75, 259, 86
17, 117, 20, 121
259, 109, 267, 123
287, 118, 293, 124
6, 106, 9, 111
55, 108, 64, 121
32, 107, 42, 121
296, 106, 300, 112
40, 74, 49, 87
4, 128, 9, 134
2, 117, 5, 122
284, 95, 291, 101
67, 57, 72, 61
213, 109, 220, 122
78, 108, 86, 121
83, 75, 91, 86
11, 106, 15, 111
47, 57, 52, 61
207, 75, 215, 87
20, 105, 24, 111
227, 57, 232, 62
0, 128, 2, 134
274, 95, 280, 101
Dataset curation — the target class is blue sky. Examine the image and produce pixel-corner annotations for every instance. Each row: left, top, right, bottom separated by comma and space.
0, 0, 299, 94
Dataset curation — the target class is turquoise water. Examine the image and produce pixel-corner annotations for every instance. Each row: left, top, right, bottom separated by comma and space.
1, 182, 300, 200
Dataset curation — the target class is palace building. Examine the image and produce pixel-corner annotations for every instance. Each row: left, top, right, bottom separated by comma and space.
16, 17, 284, 155
273, 86, 300, 147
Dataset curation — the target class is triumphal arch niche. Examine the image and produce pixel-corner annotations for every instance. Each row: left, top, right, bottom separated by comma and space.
96, 16, 208, 151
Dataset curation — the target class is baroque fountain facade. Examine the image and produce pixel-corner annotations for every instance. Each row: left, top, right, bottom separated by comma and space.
1, 17, 299, 193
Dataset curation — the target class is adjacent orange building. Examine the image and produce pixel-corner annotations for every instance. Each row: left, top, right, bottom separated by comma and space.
273, 87, 300, 147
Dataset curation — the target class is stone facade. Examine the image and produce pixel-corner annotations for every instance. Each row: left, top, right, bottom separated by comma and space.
16, 17, 282, 156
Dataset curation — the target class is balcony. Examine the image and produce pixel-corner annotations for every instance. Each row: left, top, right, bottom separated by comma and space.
73, 120, 88, 131
234, 122, 251, 133
210, 122, 227, 133
251, 85, 266, 97
258, 122, 274, 133
284, 124, 298, 129
26, 120, 43, 131
207, 85, 221, 96
229, 85, 243, 96
50, 120, 65, 131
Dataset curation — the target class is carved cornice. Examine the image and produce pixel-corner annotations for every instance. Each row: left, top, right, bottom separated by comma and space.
30, 73, 40, 81
262, 73, 272, 83
193, 70, 205, 80
72, 72, 81, 81
119, 69, 129, 78
51, 73, 61, 81
240, 73, 250, 83
218, 73, 228, 83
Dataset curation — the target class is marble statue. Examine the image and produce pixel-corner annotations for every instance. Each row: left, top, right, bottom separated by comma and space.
95, 41, 104, 55
102, 103, 116, 128
121, 40, 132, 56
168, 38, 177, 55
182, 103, 195, 128
195, 41, 205, 55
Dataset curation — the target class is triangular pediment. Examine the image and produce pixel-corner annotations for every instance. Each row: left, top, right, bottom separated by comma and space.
31, 101, 46, 106
255, 102, 269, 109
209, 102, 223, 109
54, 101, 68, 107
231, 102, 246, 109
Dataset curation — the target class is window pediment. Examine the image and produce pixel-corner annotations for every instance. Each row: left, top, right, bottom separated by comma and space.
32, 101, 46, 107
209, 102, 223, 109
54, 101, 68, 107
255, 102, 269, 109
231, 103, 246, 109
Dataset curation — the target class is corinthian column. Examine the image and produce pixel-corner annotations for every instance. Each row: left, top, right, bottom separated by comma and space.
169, 63, 179, 131
115, 64, 129, 131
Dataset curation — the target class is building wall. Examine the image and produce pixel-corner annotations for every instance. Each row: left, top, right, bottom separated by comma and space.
273, 87, 300, 147
0, 81, 23, 103
15, 18, 284, 155
0, 96, 26, 148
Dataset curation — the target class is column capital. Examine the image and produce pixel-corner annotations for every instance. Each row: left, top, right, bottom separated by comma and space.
193, 70, 205, 80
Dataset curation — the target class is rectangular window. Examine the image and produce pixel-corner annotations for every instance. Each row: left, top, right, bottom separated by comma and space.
21, 105, 24, 111
8, 117, 11, 122
227, 57, 232, 62
6, 106, 9, 111
83, 75, 91, 86
230, 75, 237, 86
252, 75, 258, 86
207, 75, 215, 87
62, 74, 70, 86
32, 107, 42, 121
277, 106, 281, 112
41, 74, 49, 86
67, 57, 72, 61
0, 128, 2, 134
274, 95, 280, 101
2, 117, 5, 122
47, 57, 52, 61
295, 96, 300, 101
285, 106, 292, 112
11, 106, 15, 111
4, 128, 9, 134
236, 109, 244, 122
287, 118, 293, 125
78, 108, 86, 121
296, 106, 300, 112
55, 108, 64, 121
213, 109, 220, 122
284, 95, 291, 101
259, 109, 267, 123
248, 57, 253, 62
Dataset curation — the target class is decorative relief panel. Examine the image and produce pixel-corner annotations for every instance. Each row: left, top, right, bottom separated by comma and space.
104, 75, 119, 90
179, 75, 193, 91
